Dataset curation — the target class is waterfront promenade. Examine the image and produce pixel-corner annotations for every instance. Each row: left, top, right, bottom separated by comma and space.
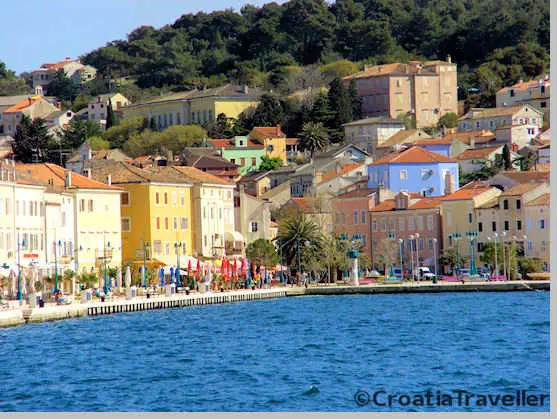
0, 280, 550, 328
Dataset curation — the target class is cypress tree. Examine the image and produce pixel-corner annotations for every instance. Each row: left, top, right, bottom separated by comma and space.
327, 77, 352, 142
348, 79, 362, 120
502, 143, 512, 170
105, 99, 115, 130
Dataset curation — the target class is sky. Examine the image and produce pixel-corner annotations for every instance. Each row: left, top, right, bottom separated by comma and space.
1, 0, 285, 75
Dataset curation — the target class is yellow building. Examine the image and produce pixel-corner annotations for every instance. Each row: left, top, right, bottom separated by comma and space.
249, 125, 287, 163
120, 84, 261, 129
90, 162, 194, 270
440, 183, 502, 268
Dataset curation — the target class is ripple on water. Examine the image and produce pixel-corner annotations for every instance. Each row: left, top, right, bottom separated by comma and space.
0, 292, 549, 412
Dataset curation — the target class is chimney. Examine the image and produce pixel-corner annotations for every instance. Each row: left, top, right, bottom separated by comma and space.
276, 124, 280, 136
447, 55, 452, 64
444, 171, 455, 196
65, 171, 72, 187
57, 102, 62, 110
378, 66, 383, 73
87, 148, 92, 160
106, 174, 111, 186
65, 57, 71, 61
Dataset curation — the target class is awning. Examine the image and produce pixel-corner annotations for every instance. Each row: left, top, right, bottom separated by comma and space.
225, 231, 244, 242
133, 258, 166, 268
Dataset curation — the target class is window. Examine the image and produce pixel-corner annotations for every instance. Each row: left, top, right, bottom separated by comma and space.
203, 207, 206, 219
400, 170, 407, 181
408, 216, 414, 229
527, 241, 533, 251
155, 192, 160, 205
231, 159, 236, 165
180, 192, 185, 206
121, 217, 131, 232
181, 217, 188, 230
176, 113, 181, 124
88, 200, 94, 212
427, 215, 433, 230
342, 213, 346, 224
250, 222, 258, 232
172, 192, 177, 206
164, 192, 168, 205
372, 219, 377, 231
540, 241, 546, 252
361, 210, 366, 224
121, 192, 130, 206
516, 220, 522, 231
191, 112, 195, 122
380, 222, 386, 231
468, 213, 472, 223
240, 158, 245, 167
210, 208, 214, 219
335, 212, 340, 223
79, 199, 85, 213
504, 220, 510, 231
155, 217, 161, 230
353, 211, 358, 224
428, 239, 433, 250
164, 217, 169, 230
399, 217, 405, 231
173, 216, 178, 230
541, 101, 547, 108
516, 200, 521, 209
503, 200, 509, 210
165, 242, 170, 256
251, 158, 257, 167
418, 239, 424, 251
539, 219, 545, 229
492, 221, 497, 232
478, 222, 483, 232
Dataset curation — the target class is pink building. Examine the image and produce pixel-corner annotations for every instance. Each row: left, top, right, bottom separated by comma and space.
331, 183, 396, 258
370, 192, 443, 273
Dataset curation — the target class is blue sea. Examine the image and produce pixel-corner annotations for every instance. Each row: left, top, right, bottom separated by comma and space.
0, 291, 549, 412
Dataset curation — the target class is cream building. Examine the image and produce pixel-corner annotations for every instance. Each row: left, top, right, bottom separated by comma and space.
457, 105, 543, 149
121, 84, 261, 129
88, 93, 131, 129
523, 193, 549, 271
496, 76, 550, 126
0, 96, 59, 136
343, 59, 458, 128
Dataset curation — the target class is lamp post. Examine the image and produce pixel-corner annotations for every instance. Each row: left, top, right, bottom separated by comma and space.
174, 241, 184, 288
466, 231, 478, 275
432, 238, 438, 281
398, 239, 404, 280
451, 233, 462, 275
17, 231, 23, 302
142, 241, 151, 288
415, 233, 421, 279
54, 239, 61, 293
408, 234, 415, 280
103, 237, 111, 295
387, 233, 395, 278
500, 232, 507, 280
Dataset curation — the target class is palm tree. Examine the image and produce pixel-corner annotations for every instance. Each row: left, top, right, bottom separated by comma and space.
275, 216, 323, 272
299, 122, 329, 159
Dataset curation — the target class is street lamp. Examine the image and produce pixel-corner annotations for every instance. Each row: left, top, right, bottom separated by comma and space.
500, 232, 507, 280
174, 241, 185, 288
142, 241, 151, 288
415, 233, 421, 279
386, 233, 396, 278
338, 234, 349, 281
16, 232, 24, 302
54, 239, 62, 293
432, 238, 438, 281
408, 235, 414, 280
466, 231, 478, 275
450, 233, 462, 275
398, 239, 404, 280
103, 238, 111, 295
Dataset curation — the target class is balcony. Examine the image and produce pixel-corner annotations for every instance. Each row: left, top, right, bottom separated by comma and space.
95, 249, 113, 264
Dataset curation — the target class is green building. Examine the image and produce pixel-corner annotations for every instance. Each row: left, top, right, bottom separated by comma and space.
208, 136, 265, 175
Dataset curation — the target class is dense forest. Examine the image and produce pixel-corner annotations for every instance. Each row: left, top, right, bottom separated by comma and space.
78, 0, 549, 100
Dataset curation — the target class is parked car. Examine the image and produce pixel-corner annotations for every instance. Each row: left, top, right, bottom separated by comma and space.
392, 267, 402, 279
417, 267, 435, 281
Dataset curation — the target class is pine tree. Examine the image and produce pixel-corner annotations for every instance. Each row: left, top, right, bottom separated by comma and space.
105, 99, 115, 130
12, 115, 54, 163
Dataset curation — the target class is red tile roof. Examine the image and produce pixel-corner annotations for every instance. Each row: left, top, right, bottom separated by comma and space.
3, 97, 41, 113
16, 163, 121, 190
441, 186, 495, 201
497, 171, 550, 183
252, 125, 286, 137
409, 196, 443, 210
370, 146, 457, 165
208, 139, 263, 148
501, 182, 546, 197
371, 199, 396, 212
320, 164, 364, 182
498, 78, 550, 94
412, 138, 453, 146
456, 146, 502, 160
